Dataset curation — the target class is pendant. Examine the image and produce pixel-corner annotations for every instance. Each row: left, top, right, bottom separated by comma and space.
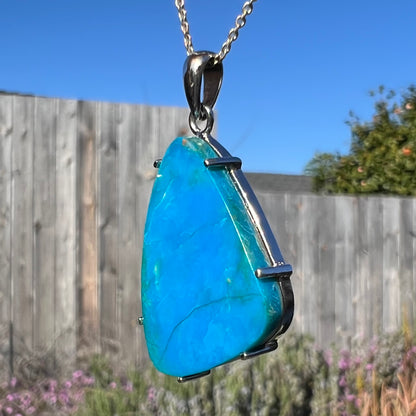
140, 52, 294, 381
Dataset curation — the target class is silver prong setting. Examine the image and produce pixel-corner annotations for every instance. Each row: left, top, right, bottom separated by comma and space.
177, 370, 211, 383
255, 264, 292, 280
204, 156, 242, 170
240, 340, 278, 360
153, 159, 162, 168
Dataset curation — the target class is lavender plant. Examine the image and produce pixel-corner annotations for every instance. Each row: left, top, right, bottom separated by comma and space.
0, 330, 414, 416
0, 369, 94, 416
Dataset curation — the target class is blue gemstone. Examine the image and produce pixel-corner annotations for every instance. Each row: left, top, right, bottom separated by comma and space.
141, 137, 283, 377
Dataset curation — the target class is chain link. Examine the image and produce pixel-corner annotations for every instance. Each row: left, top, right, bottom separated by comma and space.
175, 0, 195, 55
174, 0, 258, 63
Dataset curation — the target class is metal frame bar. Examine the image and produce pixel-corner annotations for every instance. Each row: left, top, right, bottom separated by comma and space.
177, 370, 211, 383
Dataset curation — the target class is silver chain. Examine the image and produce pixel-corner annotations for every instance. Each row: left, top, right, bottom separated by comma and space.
174, 0, 258, 63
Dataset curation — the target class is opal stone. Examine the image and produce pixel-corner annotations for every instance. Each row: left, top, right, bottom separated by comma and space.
141, 136, 283, 377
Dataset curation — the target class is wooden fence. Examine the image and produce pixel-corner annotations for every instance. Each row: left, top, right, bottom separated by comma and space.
0, 93, 192, 377
0, 93, 415, 378
256, 192, 416, 348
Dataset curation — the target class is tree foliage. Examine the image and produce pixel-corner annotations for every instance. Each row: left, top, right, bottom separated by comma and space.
305, 85, 416, 195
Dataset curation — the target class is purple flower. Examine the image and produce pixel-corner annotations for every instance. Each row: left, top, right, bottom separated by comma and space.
26, 407, 36, 414
338, 357, 350, 371
59, 391, 70, 404
5, 407, 13, 415
82, 376, 95, 386
10, 377, 17, 388
109, 381, 117, 389
324, 350, 332, 366
353, 356, 362, 365
20, 392, 32, 409
43, 392, 57, 404
6, 393, 15, 401
72, 370, 84, 380
339, 375, 347, 387
338, 350, 351, 370
365, 363, 374, 371
124, 381, 133, 392
369, 339, 378, 355
406, 346, 416, 363
346, 393, 356, 402
64, 380, 72, 389
147, 387, 156, 402
46, 379, 58, 392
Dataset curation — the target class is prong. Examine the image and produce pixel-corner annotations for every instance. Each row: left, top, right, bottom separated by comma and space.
240, 340, 278, 360
204, 157, 242, 170
153, 159, 162, 168
137, 316, 144, 326
177, 370, 211, 383
255, 264, 292, 280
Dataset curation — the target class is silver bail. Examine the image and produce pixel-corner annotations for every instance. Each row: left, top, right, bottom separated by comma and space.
183, 51, 223, 135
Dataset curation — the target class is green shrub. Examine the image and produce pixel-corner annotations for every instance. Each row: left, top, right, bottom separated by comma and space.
75, 331, 412, 416
1, 330, 414, 415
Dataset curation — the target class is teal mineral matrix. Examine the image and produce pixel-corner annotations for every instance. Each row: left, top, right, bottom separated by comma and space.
141, 136, 283, 377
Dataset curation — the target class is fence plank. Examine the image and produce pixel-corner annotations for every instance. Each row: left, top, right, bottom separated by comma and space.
78, 100, 99, 348
413, 199, 416, 328
135, 105, 160, 366
33, 97, 56, 352
158, 106, 189, 157
11, 95, 34, 362
382, 197, 401, 332
300, 195, 320, 337
117, 103, 140, 364
399, 198, 414, 331
317, 196, 336, 346
356, 197, 370, 338
0, 94, 12, 379
335, 196, 356, 346
366, 197, 384, 337
55, 98, 77, 367
256, 192, 288, 259
97, 102, 119, 355
283, 194, 302, 332
399, 199, 413, 328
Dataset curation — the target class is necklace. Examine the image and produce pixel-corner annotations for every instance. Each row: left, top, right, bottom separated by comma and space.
140, 1, 294, 382
175, 0, 258, 64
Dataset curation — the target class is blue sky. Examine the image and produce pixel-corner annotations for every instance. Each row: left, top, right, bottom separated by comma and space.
1, 0, 416, 174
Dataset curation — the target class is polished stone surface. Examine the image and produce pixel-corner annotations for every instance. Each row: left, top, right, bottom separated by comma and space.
141, 137, 282, 377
